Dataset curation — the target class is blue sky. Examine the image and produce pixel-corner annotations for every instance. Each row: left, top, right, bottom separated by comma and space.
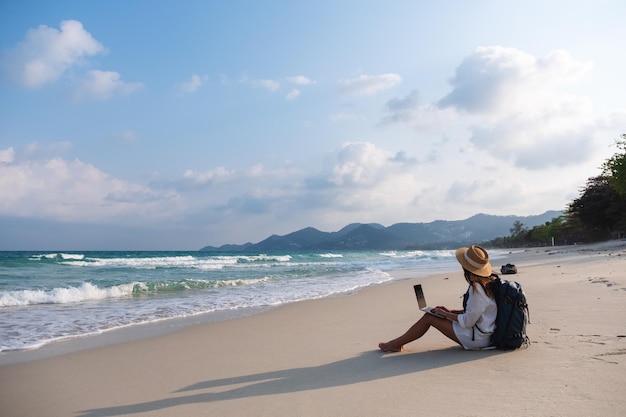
1, 1, 625, 250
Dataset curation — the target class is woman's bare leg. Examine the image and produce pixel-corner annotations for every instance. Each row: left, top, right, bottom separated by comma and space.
379, 313, 462, 352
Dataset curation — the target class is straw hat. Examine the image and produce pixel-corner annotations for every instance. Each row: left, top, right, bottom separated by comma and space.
455, 245, 492, 277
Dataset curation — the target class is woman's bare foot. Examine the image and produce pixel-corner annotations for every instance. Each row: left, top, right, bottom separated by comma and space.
378, 341, 403, 352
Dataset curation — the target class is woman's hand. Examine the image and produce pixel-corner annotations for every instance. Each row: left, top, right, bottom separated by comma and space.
431, 307, 447, 317
432, 306, 459, 322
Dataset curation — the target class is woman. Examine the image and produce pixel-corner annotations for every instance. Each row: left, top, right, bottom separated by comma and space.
378, 245, 497, 352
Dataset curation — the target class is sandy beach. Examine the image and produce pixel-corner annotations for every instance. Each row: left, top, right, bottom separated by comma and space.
1, 241, 625, 417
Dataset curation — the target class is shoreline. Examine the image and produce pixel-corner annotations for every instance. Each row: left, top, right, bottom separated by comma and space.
1, 240, 625, 417
0, 256, 456, 365
0, 305, 277, 366
0, 241, 622, 366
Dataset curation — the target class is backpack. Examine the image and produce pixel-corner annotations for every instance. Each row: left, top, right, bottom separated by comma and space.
489, 275, 530, 350
500, 263, 518, 274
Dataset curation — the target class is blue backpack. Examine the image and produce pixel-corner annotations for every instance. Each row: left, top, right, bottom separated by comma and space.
489, 276, 530, 350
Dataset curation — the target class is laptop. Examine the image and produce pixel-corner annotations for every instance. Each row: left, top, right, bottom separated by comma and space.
413, 284, 445, 318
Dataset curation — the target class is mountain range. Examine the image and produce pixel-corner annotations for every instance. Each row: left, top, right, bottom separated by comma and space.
199, 210, 563, 251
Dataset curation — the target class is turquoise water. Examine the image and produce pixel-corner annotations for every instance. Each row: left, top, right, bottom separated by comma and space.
0, 250, 462, 352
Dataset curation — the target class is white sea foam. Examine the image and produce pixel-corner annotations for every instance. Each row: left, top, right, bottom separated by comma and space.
61, 254, 292, 270
231, 254, 292, 263
0, 277, 275, 306
29, 253, 60, 260
60, 253, 85, 260
0, 282, 135, 306
379, 250, 454, 259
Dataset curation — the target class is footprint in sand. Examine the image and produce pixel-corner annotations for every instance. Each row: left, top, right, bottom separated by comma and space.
588, 277, 621, 288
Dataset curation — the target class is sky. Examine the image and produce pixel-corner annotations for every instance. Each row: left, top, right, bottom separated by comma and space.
1, 0, 625, 250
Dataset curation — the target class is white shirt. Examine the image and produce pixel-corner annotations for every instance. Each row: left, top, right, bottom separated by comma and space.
453, 283, 497, 350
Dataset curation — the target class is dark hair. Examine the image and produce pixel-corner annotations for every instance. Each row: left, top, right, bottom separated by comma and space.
463, 268, 495, 298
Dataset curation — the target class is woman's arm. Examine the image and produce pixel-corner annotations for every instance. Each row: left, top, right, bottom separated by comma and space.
433, 305, 464, 315
432, 307, 459, 322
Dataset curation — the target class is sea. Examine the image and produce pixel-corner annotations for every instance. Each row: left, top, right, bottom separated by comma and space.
0, 249, 481, 354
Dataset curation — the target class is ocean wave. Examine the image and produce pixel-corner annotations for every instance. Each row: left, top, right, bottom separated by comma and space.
61, 253, 85, 260
29, 253, 86, 261
319, 253, 343, 258
57, 254, 293, 270
131, 277, 270, 293
64, 255, 204, 269
0, 277, 271, 306
0, 282, 135, 306
379, 250, 455, 259
237, 254, 292, 262
30, 253, 59, 260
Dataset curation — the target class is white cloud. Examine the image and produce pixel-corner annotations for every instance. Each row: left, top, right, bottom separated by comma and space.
188, 142, 424, 226
0, 148, 15, 164
251, 78, 280, 92
73, 70, 142, 100
2, 20, 105, 88
382, 90, 420, 123
286, 75, 315, 85
338, 73, 402, 97
467, 108, 597, 169
285, 75, 315, 99
182, 137, 577, 235
2, 19, 142, 101
183, 167, 233, 184
240, 75, 314, 95
286, 89, 301, 100
381, 90, 457, 131
379, 46, 604, 170
180, 163, 301, 190
596, 110, 626, 130
0, 150, 183, 222
179, 73, 208, 94
177, 142, 416, 219
247, 164, 265, 177
440, 159, 584, 220
328, 142, 393, 186
115, 130, 137, 142
446, 177, 523, 207
438, 46, 593, 115
439, 46, 597, 169
319, 142, 417, 188
292, 142, 425, 222
1, 137, 577, 248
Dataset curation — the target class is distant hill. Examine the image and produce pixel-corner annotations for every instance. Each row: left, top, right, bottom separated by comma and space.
199, 210, 563, 251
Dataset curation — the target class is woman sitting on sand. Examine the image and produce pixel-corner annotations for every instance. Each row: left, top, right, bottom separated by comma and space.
379, 245, 497, 352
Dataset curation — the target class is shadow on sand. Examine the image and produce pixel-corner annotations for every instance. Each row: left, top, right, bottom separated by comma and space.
79, 347, 502, 417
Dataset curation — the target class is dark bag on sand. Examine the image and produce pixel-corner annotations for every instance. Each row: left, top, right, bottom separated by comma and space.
500, 263, 517, 274
489, 276, 530, 350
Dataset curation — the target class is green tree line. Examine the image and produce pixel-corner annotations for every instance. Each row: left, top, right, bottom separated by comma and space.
486, 133, 626, 248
